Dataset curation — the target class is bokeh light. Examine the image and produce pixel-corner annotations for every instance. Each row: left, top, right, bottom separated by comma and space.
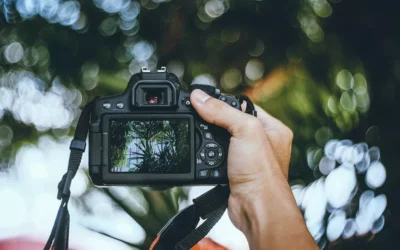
366, 162, 386, 189
12, 0, 85, 29
245, 59, 264, 81
167, 60, 185, 79
293, 138, 388, 245
248, 39, 265, 57
221, 68, 242, 91
0, 71, 80, 131
132, 41, 153, 61
204, 0, 229, 18
4, 41, 24, 63
191, 74, 216, 86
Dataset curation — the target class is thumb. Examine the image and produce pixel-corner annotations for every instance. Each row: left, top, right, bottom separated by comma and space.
190, 89, 262, 140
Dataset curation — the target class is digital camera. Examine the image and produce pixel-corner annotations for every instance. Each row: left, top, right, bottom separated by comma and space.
88, 67, 243, 186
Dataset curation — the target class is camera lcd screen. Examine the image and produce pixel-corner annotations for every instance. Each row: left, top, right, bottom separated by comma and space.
109, 119, 191, 173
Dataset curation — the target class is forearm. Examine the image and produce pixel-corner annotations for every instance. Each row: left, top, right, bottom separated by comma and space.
239, 178, 318, 250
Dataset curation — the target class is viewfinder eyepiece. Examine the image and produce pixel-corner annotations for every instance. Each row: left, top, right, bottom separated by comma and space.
131, 82, 178, 108
145, 89, 165, 104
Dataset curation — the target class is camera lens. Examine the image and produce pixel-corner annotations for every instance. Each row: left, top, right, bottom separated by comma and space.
145, 90, 163, 104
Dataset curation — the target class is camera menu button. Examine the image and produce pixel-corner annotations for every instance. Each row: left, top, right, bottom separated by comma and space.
198, 170, 209, 178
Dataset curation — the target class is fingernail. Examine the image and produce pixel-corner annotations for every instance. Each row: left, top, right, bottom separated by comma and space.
192, 89, 210, 104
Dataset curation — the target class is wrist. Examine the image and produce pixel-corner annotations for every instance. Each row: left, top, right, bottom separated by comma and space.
230, 176, 317, 249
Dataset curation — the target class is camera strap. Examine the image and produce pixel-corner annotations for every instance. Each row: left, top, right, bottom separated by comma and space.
44, 100, 94, 250
44, 95, 257, 250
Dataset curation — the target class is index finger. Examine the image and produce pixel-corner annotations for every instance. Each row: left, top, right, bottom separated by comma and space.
190, 89, 264, 140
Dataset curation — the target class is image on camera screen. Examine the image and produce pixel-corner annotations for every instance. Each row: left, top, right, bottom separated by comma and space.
109, 119, 191, 173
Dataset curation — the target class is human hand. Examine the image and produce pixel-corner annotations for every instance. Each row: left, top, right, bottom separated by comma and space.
190, 89, 317, 250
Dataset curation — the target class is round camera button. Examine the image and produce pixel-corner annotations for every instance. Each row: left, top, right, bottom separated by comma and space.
116, 102, 124, 109
208, 150, 216, 158
198, 170, 209, 178
211, 169, 221, 178
231, 101, 237, 107
219, 96, 227, 102
103, 102, 111, 109
204, 132, 213, 140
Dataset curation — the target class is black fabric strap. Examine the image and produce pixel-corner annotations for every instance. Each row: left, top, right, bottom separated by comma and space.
44, 101, 93, 250
175, 201, 227, 250
150, 185, 230, 250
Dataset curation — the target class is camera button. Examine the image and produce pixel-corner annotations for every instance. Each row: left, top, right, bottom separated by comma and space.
204, 132, 213, 140
183, 98, 191, 106
200, 148, 206, 160
103, 102, 111, 109
198, 170, 209, 178
206, 160, 217, 166
217, 148, 223, 160
205, 143, 218, 149
116, 102, 124, 109
199, 123, 209, 130
231, 101, 237, 107
211, 169, 221, 178
219, 96, 227, 102
207, 150, 216, 158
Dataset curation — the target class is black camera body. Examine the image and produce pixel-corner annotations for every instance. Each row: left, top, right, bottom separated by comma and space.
89, 67, 242, 186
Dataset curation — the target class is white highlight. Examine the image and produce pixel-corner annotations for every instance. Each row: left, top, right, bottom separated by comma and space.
245, 59, 264, 81
319, 156, 335, 175
191, 74, 216, 87
366, 162, 386, 189
0, 188, 28, 233
324, 165, 356, 208
342, 219, 356, 239
327, 211, 346, 241
294, 139, 387, 243
4, 42, 24, 63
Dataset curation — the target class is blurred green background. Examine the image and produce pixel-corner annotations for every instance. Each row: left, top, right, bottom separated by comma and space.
0, 0, 399, 249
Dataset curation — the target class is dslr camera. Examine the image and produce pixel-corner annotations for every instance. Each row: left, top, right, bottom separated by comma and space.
89, 67, 243, 186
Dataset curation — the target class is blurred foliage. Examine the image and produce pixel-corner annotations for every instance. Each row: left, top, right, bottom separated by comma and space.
1, 0, 400, 249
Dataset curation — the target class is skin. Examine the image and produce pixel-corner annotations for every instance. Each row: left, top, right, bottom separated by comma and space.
190, 89, 318, 250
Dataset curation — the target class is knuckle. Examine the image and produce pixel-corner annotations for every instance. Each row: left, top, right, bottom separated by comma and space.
242, 117, 263, 132
281, 126, 294, 143
246, 117, 263, 129
229, 115, 262, 137
285, 127, 294, 140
